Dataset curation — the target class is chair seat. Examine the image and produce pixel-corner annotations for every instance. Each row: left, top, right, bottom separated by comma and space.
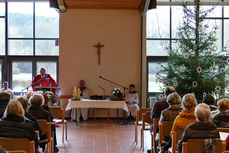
8, 151, 26, 153
52, 119, 67, 124
136, 120, 143, 125
142, 126, 151, 131
39, 139, 48, 144
136, 120, 151, 126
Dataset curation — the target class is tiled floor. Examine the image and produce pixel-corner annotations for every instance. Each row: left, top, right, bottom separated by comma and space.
56, 120, 151, 153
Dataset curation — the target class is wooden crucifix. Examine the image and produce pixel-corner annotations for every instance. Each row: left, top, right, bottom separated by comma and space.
93, 42, 104, 65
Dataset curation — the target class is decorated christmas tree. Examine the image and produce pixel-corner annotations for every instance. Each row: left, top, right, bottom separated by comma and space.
157, 0, 228, 102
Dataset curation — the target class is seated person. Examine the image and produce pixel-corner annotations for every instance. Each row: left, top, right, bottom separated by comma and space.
125, 84, 139, 120
0, 101, 39, 153
1, 81, 12, 93
28, 94, 58, 152
26, 91, 54, 121
1, 82, 13, 100
0, 92, 11, 118
202, 94, 219, 118
178, 104, 220, 153
159, 92, 182, 124
151, 86, 176, 120
71, 80, 90, 121
150, 86, 176, 131
171, 93, 197, 132
213, 98, 229, 150
213, 98, 229, 128
158, 92, 182, 150
17, 97, 42, 135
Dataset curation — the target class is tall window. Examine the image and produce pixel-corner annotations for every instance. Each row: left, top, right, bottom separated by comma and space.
147, 0, 229, 96
0, 0, 59, 93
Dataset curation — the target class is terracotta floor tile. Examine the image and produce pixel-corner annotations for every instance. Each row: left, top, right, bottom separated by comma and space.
56, 120, 151, 153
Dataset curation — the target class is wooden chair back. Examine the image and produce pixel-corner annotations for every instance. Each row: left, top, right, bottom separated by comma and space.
182, 139, 226, 153
0, 137, 35, 153
152, 118, 160, 153
171, 128, 185, 153
142, 111, 153, 130
159, 121, 174, 147
135, 108, 152, 144
37, 119, 52, 153
136, 108, 152, 125
217, 128, 229, 133
8, 151, 26, 153
49, 106, 63, 119
37, 120, 51, 142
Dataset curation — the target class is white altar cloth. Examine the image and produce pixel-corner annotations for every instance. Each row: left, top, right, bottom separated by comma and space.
65, 99, 129, 112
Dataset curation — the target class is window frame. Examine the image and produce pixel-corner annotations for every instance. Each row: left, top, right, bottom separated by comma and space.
146, 1, 229, 97
9, 56, 59, 95
0, 0, 59, 94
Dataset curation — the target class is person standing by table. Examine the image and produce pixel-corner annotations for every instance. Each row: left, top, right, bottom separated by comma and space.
125, 84, 139, 121
32, 68, 57, 93
71, 80, 90, 121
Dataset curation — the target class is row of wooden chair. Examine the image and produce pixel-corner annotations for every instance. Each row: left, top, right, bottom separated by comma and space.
135, 108, 229, 153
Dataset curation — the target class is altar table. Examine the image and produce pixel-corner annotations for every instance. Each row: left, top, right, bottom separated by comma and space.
66, 99, 129, 123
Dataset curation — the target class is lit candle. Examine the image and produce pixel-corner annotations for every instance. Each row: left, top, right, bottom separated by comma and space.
77, 88, 80, 99
73, 87, 77, 99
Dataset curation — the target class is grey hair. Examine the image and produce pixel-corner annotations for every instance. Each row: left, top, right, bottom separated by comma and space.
195, 103, 210, 122
166, 92, 181, 105
182, 93, 197, 110
29, 93, 44, 106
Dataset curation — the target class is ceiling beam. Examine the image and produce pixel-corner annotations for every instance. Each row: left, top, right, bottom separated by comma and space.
64, 0, 143, 9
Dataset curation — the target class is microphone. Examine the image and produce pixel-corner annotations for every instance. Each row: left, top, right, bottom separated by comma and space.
99, 76, 102, 78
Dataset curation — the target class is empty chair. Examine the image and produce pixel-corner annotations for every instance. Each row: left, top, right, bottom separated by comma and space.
135, 108, 151, 144
141, 111, 154, 151
49, 106, 68, 143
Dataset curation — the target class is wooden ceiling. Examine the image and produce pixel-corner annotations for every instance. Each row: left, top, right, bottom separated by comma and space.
64, 0, 144, 9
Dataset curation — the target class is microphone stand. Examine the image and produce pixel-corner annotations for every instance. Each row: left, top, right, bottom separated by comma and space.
21, 76, 47, 92
98, 76, 129, 126
98, 76, 129, 95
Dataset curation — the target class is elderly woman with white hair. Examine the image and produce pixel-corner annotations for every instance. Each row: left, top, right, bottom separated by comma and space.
178, 103, 220, 153
159, 92, 182, 124
28, 94, 59, 152
158, 92, 182, 153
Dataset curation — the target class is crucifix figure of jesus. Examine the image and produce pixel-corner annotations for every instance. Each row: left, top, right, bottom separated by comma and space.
93, 42, 104, 65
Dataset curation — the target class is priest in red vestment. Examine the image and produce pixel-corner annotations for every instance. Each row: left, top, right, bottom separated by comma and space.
32, 68, 57, 93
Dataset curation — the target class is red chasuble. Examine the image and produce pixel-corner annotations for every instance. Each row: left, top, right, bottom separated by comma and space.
32, 74, 57, 92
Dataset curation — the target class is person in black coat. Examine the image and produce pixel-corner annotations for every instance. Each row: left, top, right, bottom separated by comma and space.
178, 104, 220, 153
17, 97, 42, 135
0, 92, 11, 118
213, 98, 229, 128
0, 101, 40, 153
28, 93, 58, 152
